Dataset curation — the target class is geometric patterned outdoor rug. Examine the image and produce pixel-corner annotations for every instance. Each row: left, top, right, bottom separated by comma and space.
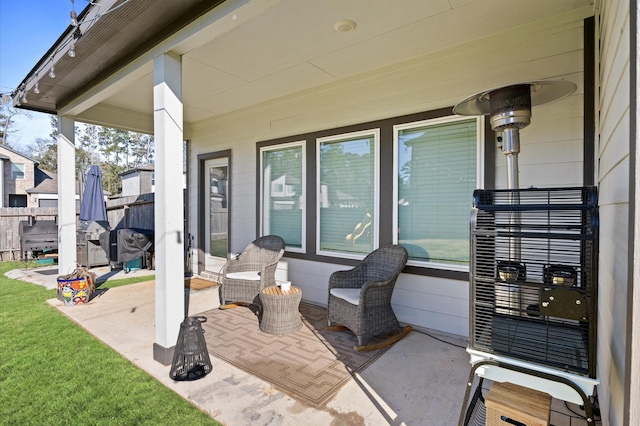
199, 303, 392, 407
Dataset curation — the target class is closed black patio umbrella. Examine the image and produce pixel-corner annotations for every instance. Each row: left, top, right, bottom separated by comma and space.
80, 165, 107, 222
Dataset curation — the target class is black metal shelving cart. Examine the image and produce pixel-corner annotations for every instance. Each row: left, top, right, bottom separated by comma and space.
459, 186, 600, 425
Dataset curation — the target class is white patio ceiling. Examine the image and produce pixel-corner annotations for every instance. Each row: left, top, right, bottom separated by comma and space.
21, 0, 594, 131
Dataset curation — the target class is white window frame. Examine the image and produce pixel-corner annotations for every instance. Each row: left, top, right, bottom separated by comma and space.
259, 140, 306, 253
392, 115, 484, 271
316, 129, 380, 259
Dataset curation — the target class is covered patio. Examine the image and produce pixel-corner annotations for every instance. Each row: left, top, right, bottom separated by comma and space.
40, 272, 470, 424
11, 264, 587, 425
8, 0, 639, 424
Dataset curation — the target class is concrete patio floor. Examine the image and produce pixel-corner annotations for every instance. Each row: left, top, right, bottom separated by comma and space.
9, 264, 595, 425
10, 264, 474, 425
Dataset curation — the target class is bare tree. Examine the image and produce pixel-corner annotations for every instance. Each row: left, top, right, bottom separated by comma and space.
25, 137, 58, 172
0, 96, 31, 146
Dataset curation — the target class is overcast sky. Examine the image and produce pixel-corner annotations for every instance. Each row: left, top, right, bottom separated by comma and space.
0, 0, 77, 149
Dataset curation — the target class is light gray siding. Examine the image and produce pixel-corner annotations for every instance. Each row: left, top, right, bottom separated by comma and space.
188, 8, 591, 337
597, 0, 632, 424
121, 172, 141, 197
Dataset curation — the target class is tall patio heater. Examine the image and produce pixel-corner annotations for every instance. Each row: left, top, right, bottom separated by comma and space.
453, 81, 599, 424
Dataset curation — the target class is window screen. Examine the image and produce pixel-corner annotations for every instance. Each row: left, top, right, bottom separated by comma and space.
396, 117, 478, 267
261, 142, 305, 250
318, 130, 378, 257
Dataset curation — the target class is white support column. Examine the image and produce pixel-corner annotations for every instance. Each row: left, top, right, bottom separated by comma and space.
153, 52, 185, 365
57, 116, 77, 275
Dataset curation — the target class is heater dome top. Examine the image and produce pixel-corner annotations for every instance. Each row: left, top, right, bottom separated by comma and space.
453, 80, 577, 116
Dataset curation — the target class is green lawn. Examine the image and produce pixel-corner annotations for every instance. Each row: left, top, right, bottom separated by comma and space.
97, 273, 156, 289
0, 261, 220, 426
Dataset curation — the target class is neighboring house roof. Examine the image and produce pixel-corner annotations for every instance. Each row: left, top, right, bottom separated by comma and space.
119, 163, 155, 177
119, 162, 188, 177
0, 145, 39, 164
26, 170, 100, 196
279, 174, 301, 186
210, 168, 225, 180
26, 169, 57, 194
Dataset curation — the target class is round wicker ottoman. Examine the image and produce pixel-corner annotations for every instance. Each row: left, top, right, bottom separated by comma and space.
259, 286, 302, 335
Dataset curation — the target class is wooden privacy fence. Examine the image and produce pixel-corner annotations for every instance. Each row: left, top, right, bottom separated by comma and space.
0, 194, 156, 261
106, 193, 155, 231
0, 207, 57, 261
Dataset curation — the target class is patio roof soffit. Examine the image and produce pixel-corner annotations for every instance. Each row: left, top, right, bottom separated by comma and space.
10, 0, 243, 117
8, 0, 595, 133
60, 0, 276, 122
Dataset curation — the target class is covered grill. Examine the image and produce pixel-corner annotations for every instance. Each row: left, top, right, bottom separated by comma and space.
76, 220, 110, 268
19, 217, 58, 260
99, 228, 154, 270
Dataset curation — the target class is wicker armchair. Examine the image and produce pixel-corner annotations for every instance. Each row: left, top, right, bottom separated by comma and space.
327, 244, 408, 347
220, 235, 285, 306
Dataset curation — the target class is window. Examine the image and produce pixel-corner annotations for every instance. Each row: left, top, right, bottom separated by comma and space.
39, 199, 58, 208
317, 130, 379, 258
9, 194, 27, 207
256, 107, 484, 278
272, 182, 284, 194
394, 116, 481, 270
260, 142, 305, 251
12, 163, 24, 180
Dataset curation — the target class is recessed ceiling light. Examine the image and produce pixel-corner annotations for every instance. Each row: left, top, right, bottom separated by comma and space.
334, 19, 356, 33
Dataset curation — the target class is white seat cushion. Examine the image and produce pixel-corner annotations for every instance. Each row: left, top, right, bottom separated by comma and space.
330, 288, 361, 305
225, 271, 261, 281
